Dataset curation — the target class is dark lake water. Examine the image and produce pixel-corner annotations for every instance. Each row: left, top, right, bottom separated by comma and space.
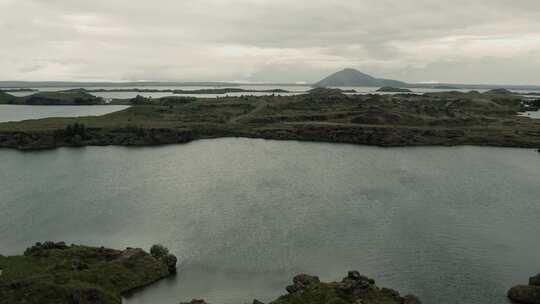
0, 105, 129, 123
1, 139, 539, 304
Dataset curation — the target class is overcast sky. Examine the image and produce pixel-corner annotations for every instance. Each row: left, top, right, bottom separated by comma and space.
1, 0, 540, 84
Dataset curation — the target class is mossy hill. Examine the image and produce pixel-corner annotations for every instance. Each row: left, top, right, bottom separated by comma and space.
0, 242, 177, 304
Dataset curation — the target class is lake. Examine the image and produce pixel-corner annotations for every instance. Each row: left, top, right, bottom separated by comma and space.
0, 105, 130, 123
8, 85, 537, 100
1, 139, 539, 304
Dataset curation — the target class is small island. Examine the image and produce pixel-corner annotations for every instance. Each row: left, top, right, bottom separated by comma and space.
0, 242, 177, 304
376, 87, 413, 93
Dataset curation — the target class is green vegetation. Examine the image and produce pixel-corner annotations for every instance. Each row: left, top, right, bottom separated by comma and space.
0, 242, 177, 304
1, 89, 539, 150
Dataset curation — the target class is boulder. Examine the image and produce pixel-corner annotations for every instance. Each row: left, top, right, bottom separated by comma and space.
286, 274, 320, 293
339, 271, 372, 293
164, 253, 178, 274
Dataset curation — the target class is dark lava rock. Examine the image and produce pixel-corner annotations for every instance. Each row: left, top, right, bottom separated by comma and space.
509, 274, 540, 303
164, 253, 178, 274
179, 271, 419, 304
286, 274, 320, 293
338, 271, 373, 293
24, 241, 68, 256
531, 274, 540, 286
508, 285, 540, 304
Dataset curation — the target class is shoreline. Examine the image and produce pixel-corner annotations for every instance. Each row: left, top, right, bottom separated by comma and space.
1, 124, 540, 151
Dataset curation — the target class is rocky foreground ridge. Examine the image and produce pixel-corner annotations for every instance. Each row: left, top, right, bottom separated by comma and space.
0, 242, 177, 304
182, 271, 421, 304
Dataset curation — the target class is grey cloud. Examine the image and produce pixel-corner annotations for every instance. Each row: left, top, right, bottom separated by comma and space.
1, 0, 540, 84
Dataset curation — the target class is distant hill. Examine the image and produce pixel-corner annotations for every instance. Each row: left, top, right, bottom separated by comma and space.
315, 68, 408, 88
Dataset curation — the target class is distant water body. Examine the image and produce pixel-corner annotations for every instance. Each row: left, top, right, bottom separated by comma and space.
7, 85, 540, 100
1, 139, 539, 304
0, 105, 129, 123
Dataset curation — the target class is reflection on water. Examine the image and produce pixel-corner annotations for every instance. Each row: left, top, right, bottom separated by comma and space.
1, 139, 539, 304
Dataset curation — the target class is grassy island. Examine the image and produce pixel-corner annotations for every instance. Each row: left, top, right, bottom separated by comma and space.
0, 88, 539, 150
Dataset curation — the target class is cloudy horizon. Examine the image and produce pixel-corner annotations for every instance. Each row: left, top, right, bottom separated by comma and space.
1, 0, 540, 85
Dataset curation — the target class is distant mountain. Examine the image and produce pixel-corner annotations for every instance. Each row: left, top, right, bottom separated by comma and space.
315, 68, 408, 88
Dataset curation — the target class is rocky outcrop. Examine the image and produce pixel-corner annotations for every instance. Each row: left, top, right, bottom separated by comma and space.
285, 273, 320, 293
508, 274, 540, 303
179, 271, 420, 304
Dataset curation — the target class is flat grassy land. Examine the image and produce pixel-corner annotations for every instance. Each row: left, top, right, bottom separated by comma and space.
1, 88, 539, 150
